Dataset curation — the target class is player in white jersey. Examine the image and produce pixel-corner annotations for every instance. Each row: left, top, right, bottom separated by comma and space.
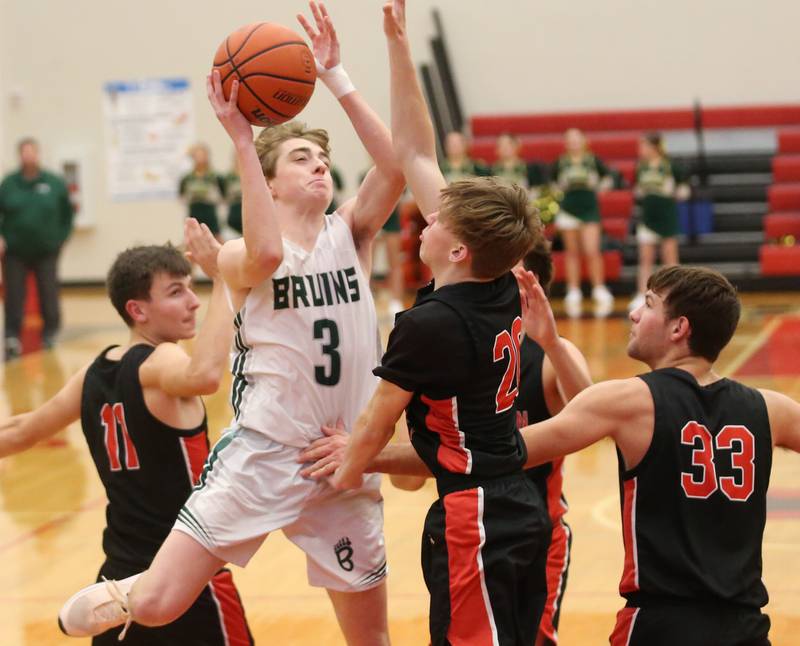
58, 4, 404, 645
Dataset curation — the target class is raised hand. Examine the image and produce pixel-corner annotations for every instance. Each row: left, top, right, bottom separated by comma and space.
297, 1, 340, 70
383, 0, 407, 40
184, 218, 222, 279
512, 266, 559, 351
206, 70, 252, 148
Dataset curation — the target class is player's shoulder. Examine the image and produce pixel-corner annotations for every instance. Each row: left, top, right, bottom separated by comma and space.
400, 298, 462, 331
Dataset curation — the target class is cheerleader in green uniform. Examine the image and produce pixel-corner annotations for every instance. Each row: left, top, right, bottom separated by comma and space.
178, 143, 224, 241
552, 128, 614, 318
440, 131, 488, 183
628, 132, 690, 311
492, 133, 530, 187
222, 154, 242, 234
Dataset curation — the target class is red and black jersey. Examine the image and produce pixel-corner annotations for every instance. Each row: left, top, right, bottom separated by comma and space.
375, 273, 527, 495
516, 338, 569, 526
619, 368, 772, 609
80, 345, 209, 572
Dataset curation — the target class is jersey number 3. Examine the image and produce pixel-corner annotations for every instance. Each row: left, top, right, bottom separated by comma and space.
493, 317, 523, 413
314, 319, 341, 386
100, 403, 140, 472
680, 421, 754, 502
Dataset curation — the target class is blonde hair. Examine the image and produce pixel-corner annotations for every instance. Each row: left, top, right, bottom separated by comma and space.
254, 121, 331, 179
439, 176, 541, 278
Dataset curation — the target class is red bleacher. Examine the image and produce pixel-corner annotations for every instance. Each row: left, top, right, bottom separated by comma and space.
768, 185, 800, 212
760, 244, 800, 276
764, 213, 800, 240
470, 132, 640, 165
778, 129, 800, 155
772, 156, 800, 183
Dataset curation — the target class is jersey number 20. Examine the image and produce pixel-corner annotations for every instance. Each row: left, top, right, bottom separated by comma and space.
493, 317, 523, 413
680, 421, 754, 501
100, 403, 140, 472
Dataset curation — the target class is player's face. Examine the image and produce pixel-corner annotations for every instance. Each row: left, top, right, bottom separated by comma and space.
627, 290, 671, 363
269, 138, 332, 210
419, 211, 460, 271
141, 273, 201, 342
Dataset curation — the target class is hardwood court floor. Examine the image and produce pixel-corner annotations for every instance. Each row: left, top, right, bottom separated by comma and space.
1, 288, 799, 645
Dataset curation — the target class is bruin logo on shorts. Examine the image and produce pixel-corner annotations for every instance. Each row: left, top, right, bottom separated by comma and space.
334, 537, 354, 571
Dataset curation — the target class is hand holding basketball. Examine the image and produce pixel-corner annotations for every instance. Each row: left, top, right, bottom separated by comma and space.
297, 1, 340, 70
207, 71, 252, 148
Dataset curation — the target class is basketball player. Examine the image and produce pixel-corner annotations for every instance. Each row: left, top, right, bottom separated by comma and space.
59, 3, 404, 644
357, 264, 800, 646
0, 220, 252, 645
318, 3, 548, 645
302, 237, 592, 646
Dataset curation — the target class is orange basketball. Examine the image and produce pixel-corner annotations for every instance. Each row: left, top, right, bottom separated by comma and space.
212, 22, 317, 126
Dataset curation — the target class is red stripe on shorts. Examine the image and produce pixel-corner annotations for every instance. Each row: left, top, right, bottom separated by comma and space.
209, 569, 251, 646
609, 606, 639, 646
180, 434, 210, 485
538, 519, 571, 643
443, 488, 498, 646
619, 477, 639, 594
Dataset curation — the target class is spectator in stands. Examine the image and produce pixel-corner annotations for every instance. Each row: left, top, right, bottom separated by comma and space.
628, 132, 690, 311
440, 131, 488, 183
179, 143, 225, 241
552, 128, 614, 318
0, 137, 74, 359
223, 152, 242, 235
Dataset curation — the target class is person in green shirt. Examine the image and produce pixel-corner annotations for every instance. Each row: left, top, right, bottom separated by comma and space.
440, 131, 488, 183
179, 143, 224, 241
492, 132, 530, 187
0, 137, 74, 359
222, 153, 242, 234
552, 128, 614, 318
628, 132, 690, 311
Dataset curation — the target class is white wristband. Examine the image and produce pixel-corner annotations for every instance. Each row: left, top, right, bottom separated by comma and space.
316, 62, 356, 100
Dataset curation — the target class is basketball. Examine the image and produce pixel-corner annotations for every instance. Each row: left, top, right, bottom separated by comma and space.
212, 22, 317, 127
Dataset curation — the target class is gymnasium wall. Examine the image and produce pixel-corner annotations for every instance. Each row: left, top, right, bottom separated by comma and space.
0, 0, 798, 282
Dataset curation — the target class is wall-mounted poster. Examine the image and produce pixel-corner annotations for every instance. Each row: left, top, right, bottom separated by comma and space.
102, 78, 194, 201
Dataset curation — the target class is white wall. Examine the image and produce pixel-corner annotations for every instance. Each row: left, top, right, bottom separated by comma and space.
1, 0, 798, 281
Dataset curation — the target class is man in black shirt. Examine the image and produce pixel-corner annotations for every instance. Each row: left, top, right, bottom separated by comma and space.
322, 2, 545, 644
0, 220, 252, 645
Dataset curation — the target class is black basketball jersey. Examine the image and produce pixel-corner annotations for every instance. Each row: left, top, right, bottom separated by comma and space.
375, 273, 527, 495
618, 368, 772, 609
516, 338, 569, 524
80, 344, 209, 572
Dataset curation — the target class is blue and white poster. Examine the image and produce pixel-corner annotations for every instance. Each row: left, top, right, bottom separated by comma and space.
102, 78, 194, 201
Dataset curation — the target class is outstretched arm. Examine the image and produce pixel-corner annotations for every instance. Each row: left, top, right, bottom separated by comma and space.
762, 389, 800, 453
208, 73, 283, 291
384, 0, 446, 219
299, 2, 405, 248
331, 380, 413, 490
0, 366, 86, 457
514, 267, 592, 414
139, 220, 234, 397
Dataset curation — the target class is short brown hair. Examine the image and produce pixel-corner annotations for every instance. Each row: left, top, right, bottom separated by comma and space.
107, 244, 191, 326
439, 176, 541, 278
647, 265, 740, 361
254, 121, 330, 179
522, 236, 553, 296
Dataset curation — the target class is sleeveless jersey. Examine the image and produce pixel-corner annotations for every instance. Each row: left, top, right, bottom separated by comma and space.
618, 368, 772, 608
80, 344, 209, 571
230, 212, 380, 447
516, 338, 569, 526
375, 273, 527, 496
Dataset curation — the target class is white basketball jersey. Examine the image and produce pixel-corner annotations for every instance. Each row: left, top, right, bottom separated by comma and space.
230, 213, 380, 447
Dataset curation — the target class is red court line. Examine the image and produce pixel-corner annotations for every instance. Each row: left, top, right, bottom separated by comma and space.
0, 496, 105, 555
735, 317, 800, 378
